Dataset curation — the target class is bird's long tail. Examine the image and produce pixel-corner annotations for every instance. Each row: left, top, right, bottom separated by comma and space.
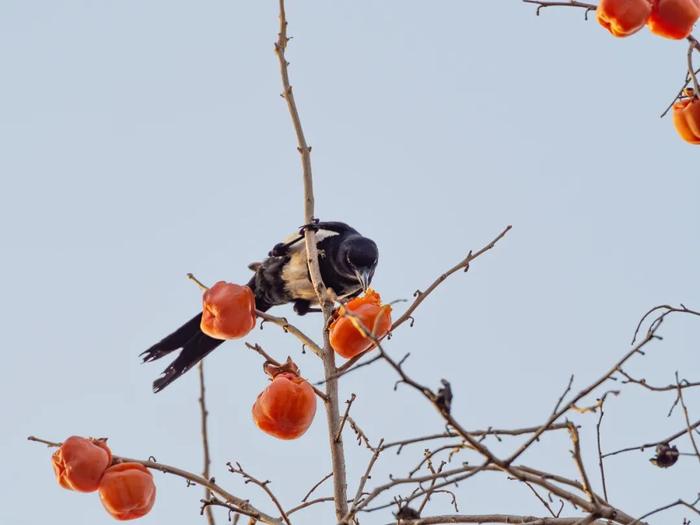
140, 313, 224, 393
141, 283, 272, 393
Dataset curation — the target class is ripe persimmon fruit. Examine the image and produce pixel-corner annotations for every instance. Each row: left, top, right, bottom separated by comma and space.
52, 436, 113, 493
252, 358, 317, 440
648, 0, 700, 39
597, 0, 653, 37
200, 281, 257, 339
99, 462, 156, 521
672, 90, 700, 143
329, 289, 392, 359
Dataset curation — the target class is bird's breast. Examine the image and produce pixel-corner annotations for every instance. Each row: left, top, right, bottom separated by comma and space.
281, 248, 317, 301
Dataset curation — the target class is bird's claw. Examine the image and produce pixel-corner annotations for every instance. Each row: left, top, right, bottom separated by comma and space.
298, 218, 320, 235
294, 300, 322, 316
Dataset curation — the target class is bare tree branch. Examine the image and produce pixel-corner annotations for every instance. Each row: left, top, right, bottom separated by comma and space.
28, 436, 283, 525
198, 362, 216, 525
674, 372, 700, 463
273, 0, 348, 519
227, 462, 291, 525
391, 515, 609, 525
256, 310, 323, 358
522, 0, 597, 18
602, 419, 700, 458
301, 472, 333, 503
337, 225, 512, 375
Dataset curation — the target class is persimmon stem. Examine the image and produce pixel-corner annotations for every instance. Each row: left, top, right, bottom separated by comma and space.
187, 272, 210, 291
27, 436, 62, 447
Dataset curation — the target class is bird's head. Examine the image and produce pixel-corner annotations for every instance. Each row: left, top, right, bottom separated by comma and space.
339, 236, 378, 292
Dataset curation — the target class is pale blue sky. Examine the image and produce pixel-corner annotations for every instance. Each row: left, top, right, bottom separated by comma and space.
2, 1, 699, 523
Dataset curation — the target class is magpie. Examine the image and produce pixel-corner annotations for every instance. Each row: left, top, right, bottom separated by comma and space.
140, 221, 378, 393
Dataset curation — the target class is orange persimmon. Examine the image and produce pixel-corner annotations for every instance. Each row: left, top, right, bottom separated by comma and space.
597, 0, 653, 37
252, 359, 316, 440
672, 91, 700, 143
329, 289, 392, 359
51, 436, 112, 493
200, 281, 256, 339
648, 0, 700, 39
99, 462, 156, 521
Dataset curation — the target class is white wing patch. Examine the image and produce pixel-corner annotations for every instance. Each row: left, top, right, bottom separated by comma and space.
280, 228, 340, 244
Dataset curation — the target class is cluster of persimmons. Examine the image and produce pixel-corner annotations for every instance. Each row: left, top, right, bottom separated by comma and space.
52, 437, 156, 521
596, 0, 700, 143
50, 283, 391, 519
200, 281, 391, 440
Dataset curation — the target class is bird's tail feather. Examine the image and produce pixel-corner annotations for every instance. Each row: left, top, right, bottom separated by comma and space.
141, 313, 224, 393
140, 314, 203, 363
142, 284, 269, 393
151, 332, 223, 393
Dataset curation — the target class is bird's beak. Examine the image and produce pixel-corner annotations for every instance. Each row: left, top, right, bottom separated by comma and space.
355, 269, 372, 292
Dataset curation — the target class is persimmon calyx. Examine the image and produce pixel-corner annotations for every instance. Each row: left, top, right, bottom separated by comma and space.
263, 356, 300, 378
683, 87, 698, 99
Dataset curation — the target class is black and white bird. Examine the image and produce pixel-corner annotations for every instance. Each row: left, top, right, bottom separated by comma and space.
141, 221, 378, 392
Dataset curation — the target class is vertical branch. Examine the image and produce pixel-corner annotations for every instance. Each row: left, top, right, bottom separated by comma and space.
198, 362, 216, 525
567, 424, 600, 508
274, 0, 348, 520
688, 37, 700, 95
595, 407, 609, 503
676, 372, 700, 463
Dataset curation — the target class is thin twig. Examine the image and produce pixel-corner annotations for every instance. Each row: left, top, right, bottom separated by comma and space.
256, 310, 323, 358
626, 495, 700, 525
507, 325, 662, 466
198, 362, 216, 525
350, 439, 385, 511
552, 375, 575, 416
631, 304, 700, 345
335, 394, 357, 443
522, 0, 597, 18
336, 225, 512, 375
595, 403, 608, 503
381, 424, 569, 454
617, 368, 700, 392
523, 481, 558, 517
227, 462, 291, 525
675, 372, 700, 463
390, 515, 608, 524
286, 497, 335, 516
567, 423, 600, 507
603, 419, 700, 458
302, 473, 333, 503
